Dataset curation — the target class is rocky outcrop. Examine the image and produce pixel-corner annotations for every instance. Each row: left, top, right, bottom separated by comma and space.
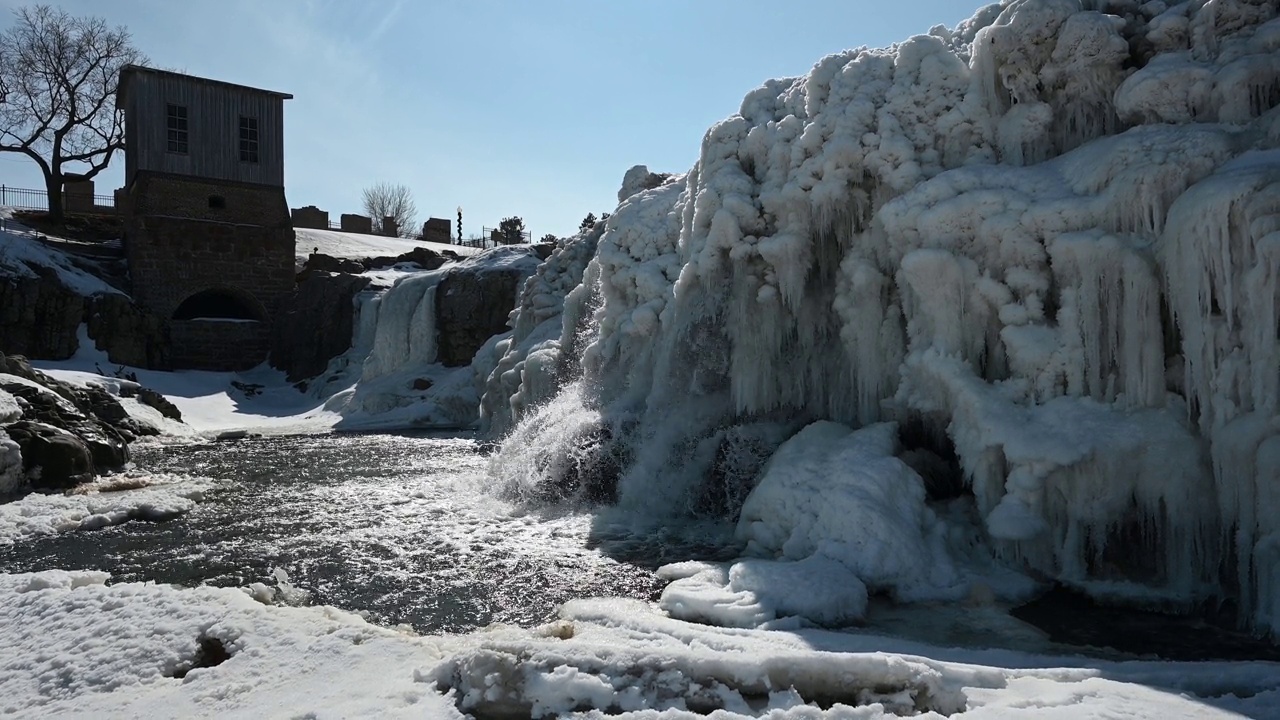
0, 352, 145, 493
269, 271, 372, 383
85, 294, 170, 369
435, 264, 527, 367
362, 246, 457, 271
298, 252, 364, 276
0, 269, 85, 359
0, 249, 168, 368
3, 420, 94, 489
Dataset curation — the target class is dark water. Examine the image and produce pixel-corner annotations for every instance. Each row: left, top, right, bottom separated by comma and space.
0, 433, 667, 634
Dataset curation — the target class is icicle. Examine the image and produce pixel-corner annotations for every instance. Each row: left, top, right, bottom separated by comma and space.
1049, 231, 1165, 408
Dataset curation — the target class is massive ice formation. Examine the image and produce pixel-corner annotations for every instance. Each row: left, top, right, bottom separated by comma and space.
485, 0, 1280, 635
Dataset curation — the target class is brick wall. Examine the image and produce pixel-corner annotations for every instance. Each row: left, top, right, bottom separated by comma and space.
340, 213, 372, 234
129, 173, 291, 227
126, 215, 294, 318
169, 319, 270, 371
423, 217, 451, 244
291, 205, 328, 229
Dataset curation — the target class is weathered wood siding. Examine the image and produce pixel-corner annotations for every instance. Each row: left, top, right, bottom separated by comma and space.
123, 73, 285, 187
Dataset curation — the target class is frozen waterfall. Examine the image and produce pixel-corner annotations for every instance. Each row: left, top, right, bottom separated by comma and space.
484, 0, 1280, 636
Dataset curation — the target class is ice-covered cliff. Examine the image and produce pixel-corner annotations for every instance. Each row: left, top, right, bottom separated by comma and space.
484, 0, 1280, 636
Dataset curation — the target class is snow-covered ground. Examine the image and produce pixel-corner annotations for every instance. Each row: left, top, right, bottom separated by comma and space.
294, 226, 480, 268
0, 570, 1275, 719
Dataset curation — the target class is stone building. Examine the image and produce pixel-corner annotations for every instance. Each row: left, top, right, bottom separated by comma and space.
115, 65, 295, 370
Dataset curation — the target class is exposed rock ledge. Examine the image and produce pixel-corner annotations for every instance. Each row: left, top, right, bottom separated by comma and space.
0, 352, 177, 497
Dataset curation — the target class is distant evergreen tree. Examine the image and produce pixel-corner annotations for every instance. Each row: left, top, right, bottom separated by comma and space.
540, 233, 557, 244
579, 213, 597, 231
499, 216, 526, 244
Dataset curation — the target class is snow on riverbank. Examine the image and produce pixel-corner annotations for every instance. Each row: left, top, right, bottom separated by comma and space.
0, 570, 1275, 719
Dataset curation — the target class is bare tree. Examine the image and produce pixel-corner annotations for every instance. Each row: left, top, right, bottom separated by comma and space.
0, 5, 145, 224
361, 182, 417, 237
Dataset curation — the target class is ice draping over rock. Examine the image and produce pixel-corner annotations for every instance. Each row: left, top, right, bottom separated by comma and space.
483, 0, 1280, 635
322, 247, 543, 430
658, 423, 972, 627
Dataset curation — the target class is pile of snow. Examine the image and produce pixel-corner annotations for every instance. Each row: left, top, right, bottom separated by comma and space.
659, 423, 967, 628
1, 572, 1276, 718
0, 474, 212, 545
482, 0, 1280, 636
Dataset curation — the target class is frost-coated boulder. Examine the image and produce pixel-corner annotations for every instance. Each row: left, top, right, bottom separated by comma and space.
736, 422, 961, 601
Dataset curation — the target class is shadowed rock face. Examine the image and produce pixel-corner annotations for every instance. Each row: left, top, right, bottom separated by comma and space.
4, 420, 94, 489
0, 268, 85, 360
0, 352, 139, 493
0, 255, 168, 368
269, 271, 372, 383
435, 266, 527, 368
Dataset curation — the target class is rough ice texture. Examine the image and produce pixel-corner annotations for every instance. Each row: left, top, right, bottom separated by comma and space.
482, 0, 1280, 636
320, 246, 543, 431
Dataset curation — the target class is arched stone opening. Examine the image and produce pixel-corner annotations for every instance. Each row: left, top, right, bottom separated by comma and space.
172, 288, 265, 322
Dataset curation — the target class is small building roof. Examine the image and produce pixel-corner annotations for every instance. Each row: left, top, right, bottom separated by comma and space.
116, 65, 293, 109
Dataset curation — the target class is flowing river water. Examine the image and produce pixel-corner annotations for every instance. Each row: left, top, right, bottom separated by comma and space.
0, 433, 682, 633
2, 431, 1277, 662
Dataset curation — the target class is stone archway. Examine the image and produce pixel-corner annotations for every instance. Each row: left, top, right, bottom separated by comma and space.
172, 287, 266, 322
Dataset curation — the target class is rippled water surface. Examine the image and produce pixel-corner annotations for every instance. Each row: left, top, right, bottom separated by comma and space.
0, 433, 690, 633
4, 432, 1275, 662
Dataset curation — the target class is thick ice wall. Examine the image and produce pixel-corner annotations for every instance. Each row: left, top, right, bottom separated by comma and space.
360, 272, 444, 383
484, 0, 1280, 633
479, 227, 605, 438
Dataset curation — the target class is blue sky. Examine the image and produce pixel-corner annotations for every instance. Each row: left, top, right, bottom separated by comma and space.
0, 1, 993, 238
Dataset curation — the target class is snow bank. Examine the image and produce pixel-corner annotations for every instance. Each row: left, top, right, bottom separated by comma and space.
0, 474, 212, 545
3, 573, 1275, 718
0, 220, 124, 296
294, 227, 479, 268
482, 0, 1280, 635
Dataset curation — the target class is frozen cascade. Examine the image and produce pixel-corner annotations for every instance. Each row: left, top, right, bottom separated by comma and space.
318, 247, 543, 429
482, 0, 1280, 634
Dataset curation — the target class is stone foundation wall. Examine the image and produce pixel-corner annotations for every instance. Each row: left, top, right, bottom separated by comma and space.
169, 320, 269, 371
423, 217, 452, 244
126, 215, 294, 318
124, 171, 295, 370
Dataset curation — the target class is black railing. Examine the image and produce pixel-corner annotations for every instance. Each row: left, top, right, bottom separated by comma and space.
0, 184, 115, 213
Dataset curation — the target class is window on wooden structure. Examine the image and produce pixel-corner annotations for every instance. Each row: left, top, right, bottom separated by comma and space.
239, 116, 259, 163
166, 103, 188, 153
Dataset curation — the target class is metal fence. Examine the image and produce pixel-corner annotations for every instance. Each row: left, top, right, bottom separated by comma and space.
0, 184, 116, 213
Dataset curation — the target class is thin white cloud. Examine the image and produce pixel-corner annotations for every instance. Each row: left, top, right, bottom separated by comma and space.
366, 0, 406, 44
